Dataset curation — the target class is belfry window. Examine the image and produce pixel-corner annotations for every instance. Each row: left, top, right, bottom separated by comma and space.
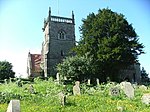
58, 30, 66, 39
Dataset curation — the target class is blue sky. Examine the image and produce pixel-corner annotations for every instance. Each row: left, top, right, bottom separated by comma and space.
0, 0, 150, 77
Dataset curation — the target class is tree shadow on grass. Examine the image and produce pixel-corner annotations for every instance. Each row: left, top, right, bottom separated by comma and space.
65, 102, 77, 106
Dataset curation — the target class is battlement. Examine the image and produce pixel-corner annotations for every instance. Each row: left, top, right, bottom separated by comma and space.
43, 14, 74, 31
42, 8, 75, 31
51, 16, 73, 24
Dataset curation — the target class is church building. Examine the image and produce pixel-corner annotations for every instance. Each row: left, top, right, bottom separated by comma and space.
27, 7, 141, 83
27, 52, 42, 78
27, 8, 75, 78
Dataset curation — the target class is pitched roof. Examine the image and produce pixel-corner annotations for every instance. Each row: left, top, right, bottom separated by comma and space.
30, 54, 42, 72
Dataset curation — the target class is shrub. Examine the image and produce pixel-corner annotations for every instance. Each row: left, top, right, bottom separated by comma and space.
0, 92, 22, 103
57, 54, 93, 82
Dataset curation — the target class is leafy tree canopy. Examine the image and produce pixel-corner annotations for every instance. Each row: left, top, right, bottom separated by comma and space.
57, 54, 94, 81
73, 8, 144, 81
0, 61, 15, 80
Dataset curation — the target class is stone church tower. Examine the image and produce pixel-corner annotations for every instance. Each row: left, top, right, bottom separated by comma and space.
41, 8, 75, 77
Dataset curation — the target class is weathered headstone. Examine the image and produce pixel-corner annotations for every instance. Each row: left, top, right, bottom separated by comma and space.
120, 81, 134, 98
87, 79, 90, 85
109, 87, 120, 96
55, 73, 60, 84
141, 93, 150, 105
96, 78, 100, 85
58, 92, 66, 106
139, 85, 147, 90
56, 73, 60, 82
7, 100, 20, 112
120, 81, 131, 89
73, 81, 81, 96
29, 84, 35, 94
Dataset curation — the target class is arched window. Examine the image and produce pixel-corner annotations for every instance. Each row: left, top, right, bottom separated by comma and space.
58, 30, 66, 39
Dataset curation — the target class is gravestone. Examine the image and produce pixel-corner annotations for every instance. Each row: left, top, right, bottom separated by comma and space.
56, 73, 60, 84
29, 85, 35, 94
141, 93, 150, 105
139, 85, 147, 90
56, 73, 60, 82
109, 87, 120, 96
7, 100, 20, 112
96, 78, 100, 85
58, 92, 66, 106
120, 81, 134, 98
87, 79, 90, 85
120, 81, 131, 89
73, 81, 81, 96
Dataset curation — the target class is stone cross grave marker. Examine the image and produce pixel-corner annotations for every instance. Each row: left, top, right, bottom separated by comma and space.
7, 100, 20, 112
120, 81, 134, 99
73, 81, 81, 96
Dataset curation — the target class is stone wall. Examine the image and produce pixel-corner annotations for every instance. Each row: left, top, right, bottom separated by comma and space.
42, 9, 75, 77
119, 63, 141, 83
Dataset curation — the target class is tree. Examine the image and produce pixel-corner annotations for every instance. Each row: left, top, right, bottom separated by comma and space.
73, 8, 144, 81
0, 61, 15, 80
57, 54, 93, 82
141, 67, 149, 82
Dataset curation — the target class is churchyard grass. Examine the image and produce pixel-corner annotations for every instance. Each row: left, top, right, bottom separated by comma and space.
0, 78, 150, 112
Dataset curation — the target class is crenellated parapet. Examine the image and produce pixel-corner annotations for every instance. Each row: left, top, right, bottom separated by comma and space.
51, 16, 74, 24
42, 7, 75, 32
